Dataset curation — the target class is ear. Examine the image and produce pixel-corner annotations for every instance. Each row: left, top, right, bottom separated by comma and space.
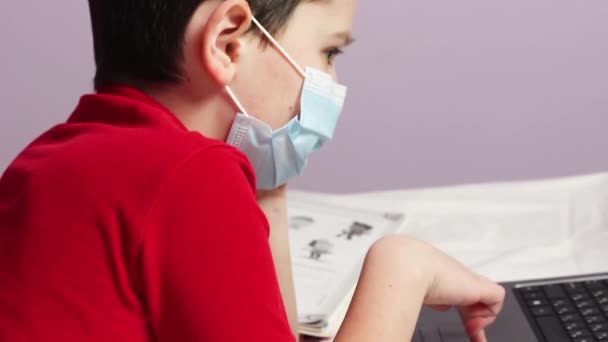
201, 0, 252, 86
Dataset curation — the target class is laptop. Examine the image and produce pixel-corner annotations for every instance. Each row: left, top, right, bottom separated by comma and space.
414, 273, 608, 342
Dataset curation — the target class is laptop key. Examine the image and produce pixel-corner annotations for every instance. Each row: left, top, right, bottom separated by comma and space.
536, 316, 572, 341
586, 281, 607, 290
573, 293, 592, 301
570, 329, 592, 338
601, 305, 608, 314
524, 291, 544, 300
597, 297, 608, 305
595, 331, 608, 340
567, 282, 587, 294
520, 285, 541, 292
565, 321, 586, 331
574, 338, 597, 342
557, 306, 575, 315
590, 323, 608, 332
545, 284, 567, 299
531, 306, 553, 317
528, 299, 548, 307
586, 315, 607, 324
553, 299, 570, 307
577, 300, 596, 309
582, 308, 601, 316
562, 314, 583, 322
594, 290, 608, 298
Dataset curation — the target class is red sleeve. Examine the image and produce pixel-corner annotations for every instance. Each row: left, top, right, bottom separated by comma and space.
138, 146, 295, 342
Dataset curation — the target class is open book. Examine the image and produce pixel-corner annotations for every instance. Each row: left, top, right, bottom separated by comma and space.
287, 196, 406, 338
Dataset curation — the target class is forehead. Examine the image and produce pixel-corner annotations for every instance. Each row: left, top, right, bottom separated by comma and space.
309, 0, 356, 17
291, 0, 356, 32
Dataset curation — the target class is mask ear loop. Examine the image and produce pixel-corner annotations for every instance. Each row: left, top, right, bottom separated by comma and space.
251, 17, 307, 121
225, 85, 249, 116
250, 17, 306, 78
226, 17, 306, 120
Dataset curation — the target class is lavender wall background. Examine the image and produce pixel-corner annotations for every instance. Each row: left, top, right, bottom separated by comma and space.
1, 0, 607, 193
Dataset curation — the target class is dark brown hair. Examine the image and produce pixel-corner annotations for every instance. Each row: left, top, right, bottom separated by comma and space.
88, 0, 302, 90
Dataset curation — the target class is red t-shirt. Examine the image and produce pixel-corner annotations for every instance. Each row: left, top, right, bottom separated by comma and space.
0, 86, 295, 342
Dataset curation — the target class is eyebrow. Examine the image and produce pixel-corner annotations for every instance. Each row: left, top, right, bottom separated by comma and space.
331, 31, 355, 46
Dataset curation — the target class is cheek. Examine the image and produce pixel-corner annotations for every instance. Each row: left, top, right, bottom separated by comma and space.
330, 67, 338, 82
275, 71, 303, 127
255, 52, 304, 130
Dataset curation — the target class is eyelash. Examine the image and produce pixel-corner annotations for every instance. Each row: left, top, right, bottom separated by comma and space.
324, 47, 344, 65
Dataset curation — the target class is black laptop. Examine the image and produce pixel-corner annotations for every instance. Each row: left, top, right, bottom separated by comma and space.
415, 273, 608, 342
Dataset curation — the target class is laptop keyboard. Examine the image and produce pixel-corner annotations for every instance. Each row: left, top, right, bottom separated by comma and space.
516, 278, 608, 342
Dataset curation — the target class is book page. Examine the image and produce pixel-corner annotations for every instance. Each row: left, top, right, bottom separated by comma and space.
287, 197, 405, 323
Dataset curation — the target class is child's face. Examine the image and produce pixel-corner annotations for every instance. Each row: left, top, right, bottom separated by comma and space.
233, 0, 356, 130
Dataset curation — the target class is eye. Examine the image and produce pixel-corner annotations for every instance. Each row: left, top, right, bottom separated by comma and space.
324, 47, 344, 65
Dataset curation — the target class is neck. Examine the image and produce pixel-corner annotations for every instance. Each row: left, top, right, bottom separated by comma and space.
145, 82, 235, 141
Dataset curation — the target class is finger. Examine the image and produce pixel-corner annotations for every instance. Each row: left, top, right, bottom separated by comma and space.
476, 278, 506, 315
464, 316, 496, 337
471, 329, 487, 342
458, 306, 497, 337
460, 303, 497, 319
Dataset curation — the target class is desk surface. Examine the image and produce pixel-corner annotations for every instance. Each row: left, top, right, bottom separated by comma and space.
291, 173, 608, 281
291, 173, 608, 340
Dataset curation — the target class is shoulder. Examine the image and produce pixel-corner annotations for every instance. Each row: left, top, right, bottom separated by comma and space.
37, 117, 256, 194
20, 120, 260, 236
165, 142, 257, 196
143, 142, 268, 235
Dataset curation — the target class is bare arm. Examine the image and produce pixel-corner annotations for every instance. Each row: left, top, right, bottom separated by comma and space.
334, 237, 430, 341
257, 186, 299, 341
256, 190, 504, 342
335, 236, 506, 342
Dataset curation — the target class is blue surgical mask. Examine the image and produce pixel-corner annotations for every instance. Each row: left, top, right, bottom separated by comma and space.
225, 17, 347, 190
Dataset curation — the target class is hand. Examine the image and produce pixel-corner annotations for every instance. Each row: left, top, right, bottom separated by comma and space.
420, 240, 505, 342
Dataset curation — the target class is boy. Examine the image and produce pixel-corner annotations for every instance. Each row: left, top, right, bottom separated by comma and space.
0, 0, 504, 341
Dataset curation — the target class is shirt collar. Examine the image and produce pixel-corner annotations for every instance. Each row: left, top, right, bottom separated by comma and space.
68, 85, 188, 131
